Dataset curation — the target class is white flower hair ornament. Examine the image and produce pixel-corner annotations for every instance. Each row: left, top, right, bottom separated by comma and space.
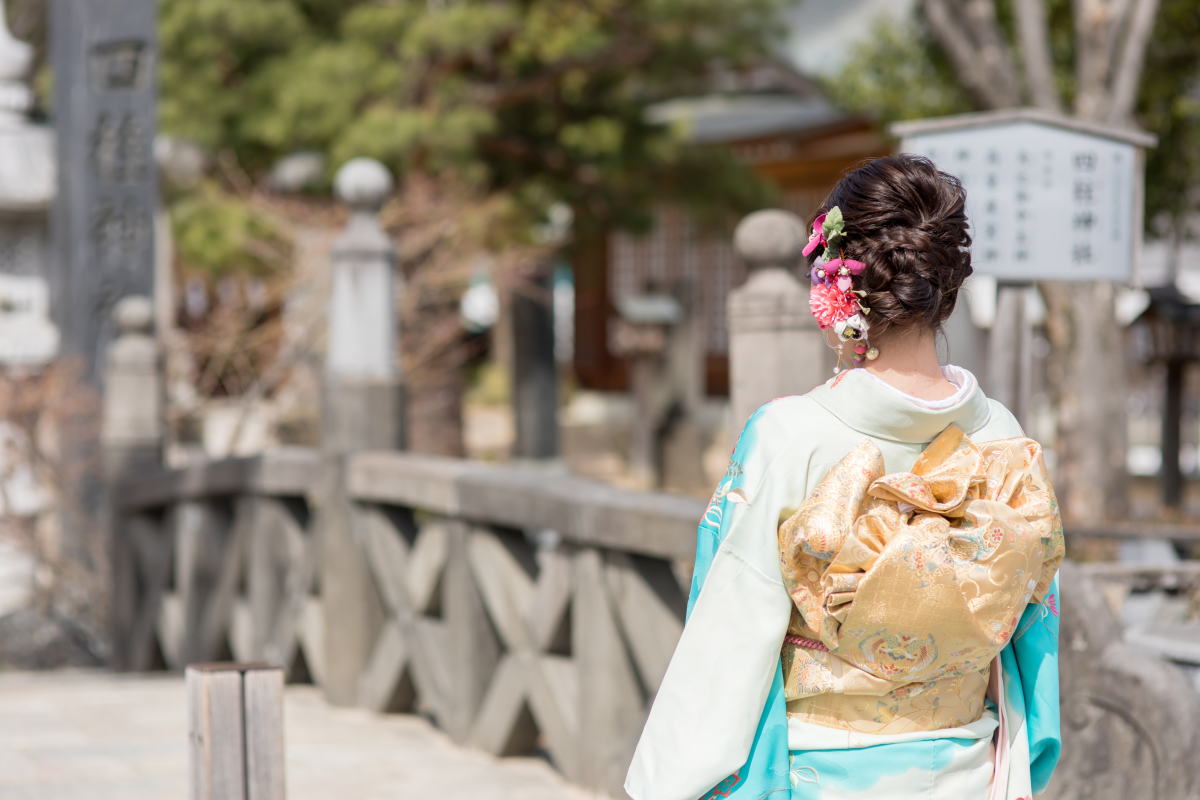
804, 206, 879, 369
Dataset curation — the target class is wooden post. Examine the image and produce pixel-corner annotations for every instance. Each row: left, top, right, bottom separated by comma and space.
186, 663, 286, 800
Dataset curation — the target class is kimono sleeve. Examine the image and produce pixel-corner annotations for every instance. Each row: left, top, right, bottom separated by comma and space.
625, 403, 796, 800
997, 571, 1061, 797
1014, 572, 1062, 793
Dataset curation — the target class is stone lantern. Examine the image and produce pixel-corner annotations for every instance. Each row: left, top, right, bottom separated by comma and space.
727, 209, 831, 431
1132, 286, 1200, 511
612, 293, 683, 488
0, 1, 57, 365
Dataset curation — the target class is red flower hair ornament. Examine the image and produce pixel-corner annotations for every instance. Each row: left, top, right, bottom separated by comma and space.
806, 206, 878, 369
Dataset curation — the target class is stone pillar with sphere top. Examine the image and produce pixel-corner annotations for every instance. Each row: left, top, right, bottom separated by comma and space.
101, 296, 164, 476
100, 295, 164, 670
727, 210, 831, 432
318, 158, 401, 705
323, 157, 404, 451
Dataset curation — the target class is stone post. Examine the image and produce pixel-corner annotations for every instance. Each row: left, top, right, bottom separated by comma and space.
727, 210, 830, 431
510, 263, 559, 459
101, 296, 164, 475
324, 157, 404, 449
100, 295, 164, 669
318, 158, 400, 705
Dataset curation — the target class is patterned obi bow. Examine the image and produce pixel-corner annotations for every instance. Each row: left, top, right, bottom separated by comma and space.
777, 424, 1064, 732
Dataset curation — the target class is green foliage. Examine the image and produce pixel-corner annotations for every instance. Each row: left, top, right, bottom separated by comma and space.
821, 16, 974, 122
158, 1, 309, 159
1136, 0, 1200, 232
824, 1, 1200, 236
169, 183, 290, 277
159, 0, 787, 242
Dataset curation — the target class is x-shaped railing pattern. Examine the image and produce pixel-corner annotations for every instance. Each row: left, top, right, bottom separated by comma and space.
119, 493, 322, 683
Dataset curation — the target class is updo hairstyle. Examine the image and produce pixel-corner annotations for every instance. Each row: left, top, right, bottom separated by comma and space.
810, 154, 972, 339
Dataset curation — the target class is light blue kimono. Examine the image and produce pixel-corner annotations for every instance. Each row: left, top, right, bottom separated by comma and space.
624, 366, 1062, 800
686, 406, 1062, 800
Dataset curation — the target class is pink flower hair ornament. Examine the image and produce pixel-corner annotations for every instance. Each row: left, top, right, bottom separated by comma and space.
809, 281, 859, 328
801, 212, 828, 257
805, 206, 878, 368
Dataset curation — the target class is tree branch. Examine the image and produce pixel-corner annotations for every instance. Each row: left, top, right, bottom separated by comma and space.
1014, 0, 1062, 110
921, 0, 1021, 109
963, 0, 1024, 103
1102, 0, 1136, 68
1107, 0, 1161, 124
1072, 0, 1114, 119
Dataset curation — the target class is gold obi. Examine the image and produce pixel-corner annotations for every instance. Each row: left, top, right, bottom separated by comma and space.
776, 424, 1064, 735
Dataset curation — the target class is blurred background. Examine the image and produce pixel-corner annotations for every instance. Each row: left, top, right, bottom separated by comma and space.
0, 0, 1198, 797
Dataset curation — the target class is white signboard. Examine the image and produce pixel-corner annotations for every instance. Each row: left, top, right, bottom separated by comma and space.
898, 118, 1145, 284
0, 273, 59, 365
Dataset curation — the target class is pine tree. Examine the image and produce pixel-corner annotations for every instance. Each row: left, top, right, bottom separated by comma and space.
159, 0, 784, 233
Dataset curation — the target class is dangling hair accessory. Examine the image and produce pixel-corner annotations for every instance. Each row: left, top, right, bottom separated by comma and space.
805, 206, 878, 369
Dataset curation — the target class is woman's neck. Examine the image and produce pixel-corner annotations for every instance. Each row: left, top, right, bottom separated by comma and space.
860, 328, 957, 401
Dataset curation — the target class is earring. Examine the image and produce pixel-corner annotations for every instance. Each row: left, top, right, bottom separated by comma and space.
833, 341, 846, 374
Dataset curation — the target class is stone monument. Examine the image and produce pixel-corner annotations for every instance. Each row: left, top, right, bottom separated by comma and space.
50, 0, 158, 383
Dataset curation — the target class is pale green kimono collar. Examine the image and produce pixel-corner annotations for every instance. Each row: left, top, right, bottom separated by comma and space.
806, 366, 992, 444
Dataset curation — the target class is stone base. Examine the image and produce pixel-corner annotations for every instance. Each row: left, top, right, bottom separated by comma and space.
322, 378, 405, 451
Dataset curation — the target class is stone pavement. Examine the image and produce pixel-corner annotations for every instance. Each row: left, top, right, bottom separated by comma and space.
0, 670, 601, 800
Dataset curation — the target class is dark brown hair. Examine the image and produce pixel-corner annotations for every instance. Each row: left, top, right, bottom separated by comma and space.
811, 154, 972, 339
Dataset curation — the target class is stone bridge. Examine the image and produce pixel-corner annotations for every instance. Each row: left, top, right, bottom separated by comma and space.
90, 161, 1200, 799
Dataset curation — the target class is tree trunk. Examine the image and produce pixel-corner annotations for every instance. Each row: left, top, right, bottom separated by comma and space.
404, 283, 468, 457
921, 0, 1022, 108
1013, 0, 1061, 111
1072, 0, 1115, 119
1107, 0, 1162, 124
1040, 282, 1129, 523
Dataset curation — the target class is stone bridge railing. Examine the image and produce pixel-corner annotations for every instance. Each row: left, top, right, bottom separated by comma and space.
110, 446, 701, 795
107, 444, 1200, 799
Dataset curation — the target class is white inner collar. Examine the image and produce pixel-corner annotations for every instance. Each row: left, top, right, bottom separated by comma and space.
860, 364, 976, 411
